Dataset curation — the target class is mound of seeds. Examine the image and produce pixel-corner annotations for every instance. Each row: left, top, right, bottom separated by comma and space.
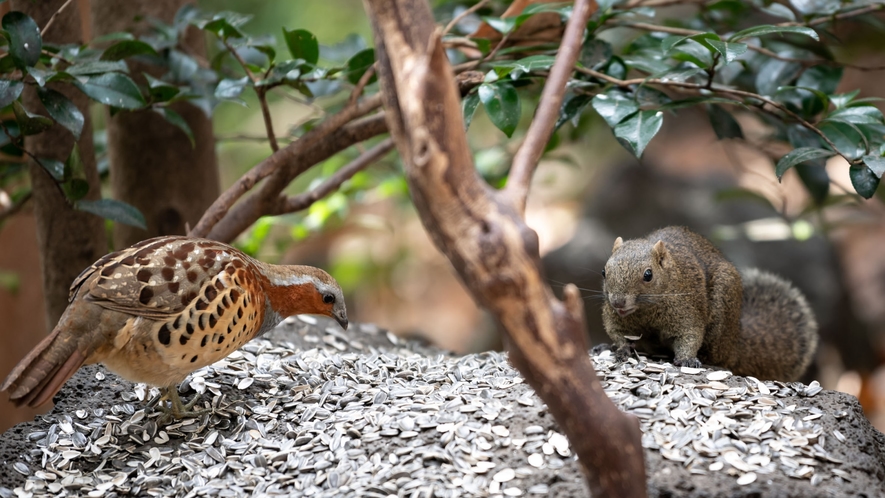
0, 317, 879, 497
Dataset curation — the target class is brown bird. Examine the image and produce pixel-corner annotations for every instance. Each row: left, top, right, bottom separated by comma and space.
1, 235, 347, 418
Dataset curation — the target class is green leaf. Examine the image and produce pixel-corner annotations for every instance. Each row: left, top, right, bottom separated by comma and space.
144, 74, 180, 102
462, 91, 480, 130
73, 73, 146, 109
35, 157, 64, 181
797, 65, 842, 95
707, 104, 743, 140
154, 107, 194, 146
592, 91, 639, 127
66, 60, 129, 76
0, 79, 23, 108
658, 96, 741, 111
729, 25, 819, 42
215, 76, 249, 104
481, 16, 518, 34
706, 40, 747, 63
613, 110, 663, 158
76, 199, 147, 229
849, 165, 879, 199
478, 82, 520, 137
863, 155, 885, 178
36, 87, 83, 139
12, 101, 52, 135
775, 147, 833, 179
795, 163, 830, 205
344, 48, 376, 85
493, 55, 556, 79
830, 90, 859, 109
556, 93, 592, 130
65, 178, 89, 200
826, 106, 884, 125
283, 28, 319, 66
2, 12, 41, 68
194, 12, 249, 40
756, 58, 801, 96
580, 38, 612, 70
820, 121, 865, 160
100, 40, 158, 61
759, 3, 796, 20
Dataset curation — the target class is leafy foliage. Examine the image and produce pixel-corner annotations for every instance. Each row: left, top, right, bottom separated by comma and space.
0, 0, 883, 235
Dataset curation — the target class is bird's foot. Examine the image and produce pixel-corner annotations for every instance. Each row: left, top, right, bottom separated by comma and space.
153, 386, 210, 422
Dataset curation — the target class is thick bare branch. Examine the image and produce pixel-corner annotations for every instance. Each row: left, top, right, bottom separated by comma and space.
364, 0, 647, 495
504, 0, 597, 213
190, 94, 383, 239
276, 138, 394, 214
204, 113, 389, 242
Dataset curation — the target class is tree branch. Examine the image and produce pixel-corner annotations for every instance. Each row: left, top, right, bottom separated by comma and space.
576, 66, 855, 164
39, 0, 74, 37
222, 38, 280, 152
189, 94, 383, 239
364, 0, 647, 495
504, 0, 597, 213
276, 138, 394, 214
442, 0, 490, 37
204, 113, 389, 242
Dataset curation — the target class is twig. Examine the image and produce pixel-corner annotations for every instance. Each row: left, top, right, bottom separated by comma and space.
576, 66, 854, 164
40, 0, 75, 37
0, 121, 71, 204
0, 190, 32, 223
222, 38, 280, 152
190, 93, 383, 239
442, 0, 491, 37
348, 63, 377, 107
504, 0, 597, 213
619, 21, 885, 71
277, 139, 394, 214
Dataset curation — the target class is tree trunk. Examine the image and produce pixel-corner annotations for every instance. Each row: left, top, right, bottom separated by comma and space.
91, 0, 220, 248
10, 0, 107, 329
362, 0, 648, 495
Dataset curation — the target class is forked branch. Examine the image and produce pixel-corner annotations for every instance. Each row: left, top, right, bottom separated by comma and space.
363, 0, 647, 495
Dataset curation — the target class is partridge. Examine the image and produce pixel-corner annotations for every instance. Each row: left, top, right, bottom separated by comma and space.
1, 235, 348, 417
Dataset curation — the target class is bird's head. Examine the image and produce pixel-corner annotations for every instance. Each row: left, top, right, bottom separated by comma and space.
262, 265, 348, 330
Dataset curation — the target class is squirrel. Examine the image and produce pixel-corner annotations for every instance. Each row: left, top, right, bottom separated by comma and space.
595, 226, 818, 382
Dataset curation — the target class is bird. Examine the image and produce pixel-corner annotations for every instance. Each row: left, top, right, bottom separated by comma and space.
1, 235, 348, 418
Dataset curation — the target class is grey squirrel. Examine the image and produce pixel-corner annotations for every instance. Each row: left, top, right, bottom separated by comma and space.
596, 226, 818, 381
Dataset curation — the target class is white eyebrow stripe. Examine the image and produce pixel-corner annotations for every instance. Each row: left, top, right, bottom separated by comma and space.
270, 274, 315, 287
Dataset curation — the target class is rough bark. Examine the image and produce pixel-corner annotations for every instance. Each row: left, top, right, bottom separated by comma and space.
10, 0, 107, 329
92, 0, 220, 248
362, 0, 648, 495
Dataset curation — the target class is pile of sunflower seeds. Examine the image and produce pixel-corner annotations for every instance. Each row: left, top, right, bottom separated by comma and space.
3, 317, 842, 498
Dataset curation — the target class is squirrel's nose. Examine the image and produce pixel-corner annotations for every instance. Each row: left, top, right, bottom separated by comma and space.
610, 296, 627, 309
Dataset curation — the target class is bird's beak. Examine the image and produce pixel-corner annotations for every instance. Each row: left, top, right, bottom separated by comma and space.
334, 312, 348, 330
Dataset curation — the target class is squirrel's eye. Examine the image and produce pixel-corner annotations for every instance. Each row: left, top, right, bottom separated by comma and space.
601, 268, 606, 278
643, 269, 653, 282
323, 294, 335, 304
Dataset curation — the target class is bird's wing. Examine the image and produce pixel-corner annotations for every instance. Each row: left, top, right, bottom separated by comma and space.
78, 236, 252, 319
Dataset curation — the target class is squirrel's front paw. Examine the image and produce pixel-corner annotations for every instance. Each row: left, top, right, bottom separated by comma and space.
673, 357, 702, 368
613, 346, 634, 362
590, 343, 613, 355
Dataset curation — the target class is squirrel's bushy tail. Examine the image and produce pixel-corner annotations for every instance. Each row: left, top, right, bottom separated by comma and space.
733, 268, 819, 381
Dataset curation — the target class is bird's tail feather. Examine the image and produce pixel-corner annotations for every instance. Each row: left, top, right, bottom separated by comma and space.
1, 325, 87, 408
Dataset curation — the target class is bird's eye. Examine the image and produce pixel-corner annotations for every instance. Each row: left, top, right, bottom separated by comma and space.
601, 268, 606, 278
643, 269, 653, 282
323, 293, 335, 304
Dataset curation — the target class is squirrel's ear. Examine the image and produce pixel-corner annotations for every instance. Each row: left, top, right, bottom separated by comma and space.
652, 240, 669, 264
612, 237, 623, 254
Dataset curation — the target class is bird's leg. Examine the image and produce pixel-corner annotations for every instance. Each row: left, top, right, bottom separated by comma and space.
154, 385, 207, 419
